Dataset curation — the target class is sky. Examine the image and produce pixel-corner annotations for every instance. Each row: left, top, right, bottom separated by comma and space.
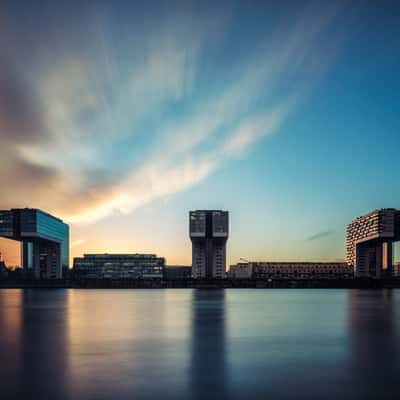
0, 0, 399, 267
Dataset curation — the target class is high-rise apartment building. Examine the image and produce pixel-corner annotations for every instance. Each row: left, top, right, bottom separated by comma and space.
189, 210, 229, 279
0, 208, 69, 279
347, 208, 400, 277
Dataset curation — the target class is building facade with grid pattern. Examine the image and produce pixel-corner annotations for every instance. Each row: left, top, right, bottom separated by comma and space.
346, 209, 400, 277
189, 210, 229, 279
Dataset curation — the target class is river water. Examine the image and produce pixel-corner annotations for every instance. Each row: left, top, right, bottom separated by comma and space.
0, 289, 399, 400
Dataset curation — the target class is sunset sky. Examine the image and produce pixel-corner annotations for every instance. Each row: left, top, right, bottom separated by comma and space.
0, 0, 399, 267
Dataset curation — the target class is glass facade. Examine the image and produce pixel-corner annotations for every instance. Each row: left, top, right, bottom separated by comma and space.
20, 209, 36, 233
212, 211, 229, 237
189, 211, 206, 237
18, 209, 69, 269
73, 254, 165, 280
0, 208, 70, 277
0, 211, 14, 237
36, 211, 69, 268
26, 241, 33, 270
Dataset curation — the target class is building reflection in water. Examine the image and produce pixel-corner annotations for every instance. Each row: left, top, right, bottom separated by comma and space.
0, 289, 23, 398
190, 289, 229, 400
66, 289, 192, 400
348, 289, 400, 400
16, 289, 70, 400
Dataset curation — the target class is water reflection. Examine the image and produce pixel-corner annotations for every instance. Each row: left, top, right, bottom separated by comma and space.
348, 290, 400, 400
0, 290, 22, 398
66, 289, 190, 400
1, 289, 400, 400
18, 289, 70, 400
0, 289, 70, 400
190, 289, 228, 400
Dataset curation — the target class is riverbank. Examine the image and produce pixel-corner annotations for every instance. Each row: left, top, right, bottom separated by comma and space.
1, 278, 400, 289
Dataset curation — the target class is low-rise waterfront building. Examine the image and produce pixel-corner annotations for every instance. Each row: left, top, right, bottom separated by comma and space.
164, 266, 192, 280
73, 254, 165, 280
228, 263, 253, 279
229, 262, 354, 279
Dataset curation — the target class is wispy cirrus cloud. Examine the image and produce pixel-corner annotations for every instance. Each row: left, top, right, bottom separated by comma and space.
0, 1, 345, 224
306, 231, 335, 241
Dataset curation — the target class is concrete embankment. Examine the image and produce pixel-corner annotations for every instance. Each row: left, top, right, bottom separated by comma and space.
1, 278, 400, 289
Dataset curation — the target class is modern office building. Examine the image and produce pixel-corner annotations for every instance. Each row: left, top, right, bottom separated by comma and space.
164, 266, 192, 280
0, 208, 69, 279
347, 209, 400, 277
189, 210, 229, 279
229, 261, 353, 279
73, 253, 165, 280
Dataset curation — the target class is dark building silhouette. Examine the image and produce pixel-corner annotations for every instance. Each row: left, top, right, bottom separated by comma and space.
189, 210, 229, 279
0, 253, 9, 278
164, 266, 192, 280
0, 209, 69, 279
347, 209, 400, 277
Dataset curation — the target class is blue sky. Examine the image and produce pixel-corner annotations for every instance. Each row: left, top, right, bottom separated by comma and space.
0, 0, 399, 265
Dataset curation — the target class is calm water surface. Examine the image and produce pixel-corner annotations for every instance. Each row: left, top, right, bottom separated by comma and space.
0, 289, 399, 400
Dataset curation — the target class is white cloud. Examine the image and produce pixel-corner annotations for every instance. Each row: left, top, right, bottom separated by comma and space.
0, 2, 344, 225
221, 105, 290, 157
64, 101, 290, 224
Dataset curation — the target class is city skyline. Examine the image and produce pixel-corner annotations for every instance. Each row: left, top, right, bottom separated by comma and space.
1, 1, 400, 266
1, 207, 399, 272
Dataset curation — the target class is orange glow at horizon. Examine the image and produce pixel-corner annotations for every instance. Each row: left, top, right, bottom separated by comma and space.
0, 238, 21, 267
0, 237, 191, 268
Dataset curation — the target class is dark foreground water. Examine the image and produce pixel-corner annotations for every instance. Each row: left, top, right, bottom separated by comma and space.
0, 289, 399, 400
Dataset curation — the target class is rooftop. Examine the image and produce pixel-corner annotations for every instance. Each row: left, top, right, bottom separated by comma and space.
349, 208, 399, 224
10, 208, 66, 224
82, 253, 160, 258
